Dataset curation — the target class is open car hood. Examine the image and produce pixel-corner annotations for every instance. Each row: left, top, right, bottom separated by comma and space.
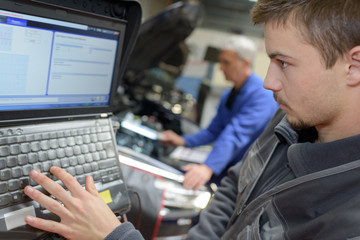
126, 1, 204, 76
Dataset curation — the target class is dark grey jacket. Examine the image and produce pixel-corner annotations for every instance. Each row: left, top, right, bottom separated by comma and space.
106, 109, 360, 239
187, 109, 360, 239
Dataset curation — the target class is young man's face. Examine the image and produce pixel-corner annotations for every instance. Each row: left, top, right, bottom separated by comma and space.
263, 21, 348, 130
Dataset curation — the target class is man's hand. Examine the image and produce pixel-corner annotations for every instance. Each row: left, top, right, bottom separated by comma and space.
24, 167, 120, 240
159, 130, 185, 147
181, 164, 213, 190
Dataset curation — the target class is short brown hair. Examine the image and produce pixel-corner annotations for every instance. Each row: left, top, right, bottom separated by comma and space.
251, 0, 360, 68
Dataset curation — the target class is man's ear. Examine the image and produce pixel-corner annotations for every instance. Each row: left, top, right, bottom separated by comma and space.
347, 46, 360, 86
242, 59, 252, 67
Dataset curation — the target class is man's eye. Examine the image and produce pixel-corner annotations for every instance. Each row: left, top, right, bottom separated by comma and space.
278, 60, 288, 69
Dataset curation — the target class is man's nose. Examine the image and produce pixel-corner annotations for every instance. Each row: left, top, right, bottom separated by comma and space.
219, 63, 225, 71
263, 63, 282, 92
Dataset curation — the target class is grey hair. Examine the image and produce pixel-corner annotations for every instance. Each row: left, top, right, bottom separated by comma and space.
220, 35, 257, 63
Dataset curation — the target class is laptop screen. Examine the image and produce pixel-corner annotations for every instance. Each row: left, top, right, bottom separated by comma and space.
0, 1, 126, 124
0, 9, 120, 111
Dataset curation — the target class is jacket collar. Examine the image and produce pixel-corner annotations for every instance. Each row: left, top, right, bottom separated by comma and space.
274, 115, 360, 177
274, 116, 298, 145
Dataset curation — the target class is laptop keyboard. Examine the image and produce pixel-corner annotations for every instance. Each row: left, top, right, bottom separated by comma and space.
0, 119, 121, 208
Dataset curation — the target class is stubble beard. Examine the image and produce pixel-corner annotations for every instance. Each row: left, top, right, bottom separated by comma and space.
287, 117, 312, 130
274, 93, 312, 130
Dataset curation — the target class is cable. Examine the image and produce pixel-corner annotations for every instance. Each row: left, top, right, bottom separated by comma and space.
127, 189, 142, 230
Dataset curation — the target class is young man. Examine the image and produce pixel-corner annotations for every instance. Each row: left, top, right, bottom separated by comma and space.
161, 35, 277, 190
24, 0, 360, 239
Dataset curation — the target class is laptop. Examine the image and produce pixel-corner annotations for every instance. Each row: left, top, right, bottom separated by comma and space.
0, 0, 132, 239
